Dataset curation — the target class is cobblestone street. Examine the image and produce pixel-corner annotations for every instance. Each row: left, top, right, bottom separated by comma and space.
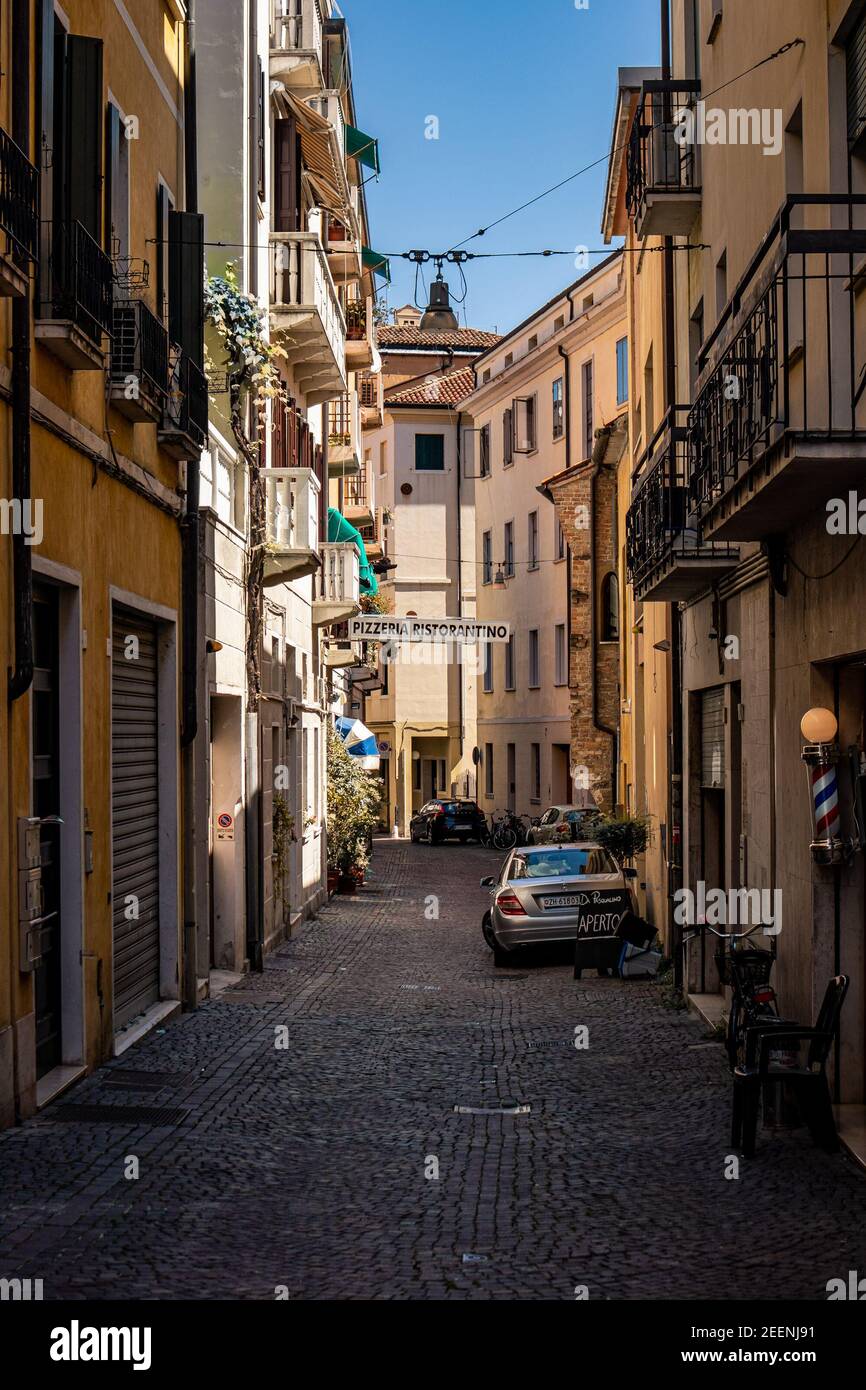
2, 838, 866, 1301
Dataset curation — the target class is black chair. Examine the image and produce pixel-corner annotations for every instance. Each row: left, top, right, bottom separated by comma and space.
731, 975, 849, 1159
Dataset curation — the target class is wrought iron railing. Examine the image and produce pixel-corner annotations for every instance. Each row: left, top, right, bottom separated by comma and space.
626, 80, 701, 226
345, 297, 366, 340
0, 127, 39, 263
328, 392, 352, 445
627, 406, 736, 594
344, 472, 368, 509
689, 196, 866, 516
110, 298, 168, 404
39, 219, 113, 344
358, 373, 379, 408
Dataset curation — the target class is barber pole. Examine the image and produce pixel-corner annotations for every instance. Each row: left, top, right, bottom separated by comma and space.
811, 760, 841, 841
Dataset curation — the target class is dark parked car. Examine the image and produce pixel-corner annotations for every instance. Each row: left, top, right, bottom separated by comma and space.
410, 798, 487, 844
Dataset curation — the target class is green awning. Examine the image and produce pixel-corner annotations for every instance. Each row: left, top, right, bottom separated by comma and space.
346, 125, 380, 174
362, 247, 391, 283
327, 507, 378, 595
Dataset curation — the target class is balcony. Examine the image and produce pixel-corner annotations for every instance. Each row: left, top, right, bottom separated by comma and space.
626, 80, 702, 238
325, 212, 362, 285
328, 390, 362, 477
270, 231, 346, 402
109, 298, 169, 423
0, 127, 39, 297
313, 541, 360, 626
324, 636, 359, 669
689, 196, 866, 541
158, 346, 208, 460
343, 462, 374, 529
262, 466, 320, 586
345, 295, 374, 370
36, 220, 113, 369
269, 0, 324, 90
358, 520, 382, 562
626, 407, 737, 602
359, 371, 383, 428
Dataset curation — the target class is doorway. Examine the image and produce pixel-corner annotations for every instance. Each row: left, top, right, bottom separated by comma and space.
32, 585, 62, 1079
552, 743, 571, 803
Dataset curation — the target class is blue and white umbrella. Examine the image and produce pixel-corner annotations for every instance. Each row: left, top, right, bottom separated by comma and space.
335, 716, 380, 770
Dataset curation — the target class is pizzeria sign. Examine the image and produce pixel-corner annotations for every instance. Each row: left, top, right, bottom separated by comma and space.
348, 617, 511, 644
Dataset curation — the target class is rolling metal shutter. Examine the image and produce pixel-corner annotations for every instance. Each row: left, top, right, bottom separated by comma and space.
112, 606, 161, 1028
701, 686, 725, 789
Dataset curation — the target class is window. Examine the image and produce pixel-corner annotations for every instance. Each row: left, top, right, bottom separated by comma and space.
528, 510, 539, 570
505, 634, 515, 691
581, 360, 594, 459
529, 629, 540, 688
552, 377, 564, 439
479, 424, 491, 478
531, 743, 541, 802
601, 573, 620, 642
616, 338, 629, 405
482, 368, 491, 384
415, 434, 445, 471
484, 743, 494, 797
105, 101, 130, 259
483, 643, 493, 693
413, 756, 422, 791
525, 394, 537, 451
504, 351, 513, 368
504, 521, 514, 577
554, 313, 565, 331
379, 441, 387, 475
528, 333, 538, 350
554, 623, 567, 686
582, 294, 594, 312
482, 530, 493, 584
715, 250, 727, 320
555, 514, 566, 561
689, 300, 704, 400
503, 408, 513, 466
379, 648, 389, 695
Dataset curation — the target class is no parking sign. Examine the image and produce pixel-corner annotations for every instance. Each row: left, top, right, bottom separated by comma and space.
216, 812, 234, 842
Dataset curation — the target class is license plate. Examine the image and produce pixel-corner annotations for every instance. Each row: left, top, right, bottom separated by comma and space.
540, 894, 581, 909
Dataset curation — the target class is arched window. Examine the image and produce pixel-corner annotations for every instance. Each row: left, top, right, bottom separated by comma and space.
601, 572, 619, 642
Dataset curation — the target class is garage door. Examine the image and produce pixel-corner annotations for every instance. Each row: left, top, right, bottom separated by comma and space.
111, 605, 161, 1028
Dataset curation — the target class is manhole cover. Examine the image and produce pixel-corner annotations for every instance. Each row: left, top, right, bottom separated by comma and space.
453, 1103, 531, 1116
49, 1105, 190, 1126
103, 1069, 186, 1090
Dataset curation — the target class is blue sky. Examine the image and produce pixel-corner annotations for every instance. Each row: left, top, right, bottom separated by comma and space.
345, 0, 661, 334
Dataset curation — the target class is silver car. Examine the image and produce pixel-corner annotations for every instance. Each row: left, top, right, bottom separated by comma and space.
526, 804, 600, 845
480, 842, 637, 967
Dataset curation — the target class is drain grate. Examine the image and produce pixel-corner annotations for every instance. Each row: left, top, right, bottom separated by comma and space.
49, 1104, 190, 1126
103, 1069, 185, 1091
453, 1102, 531, 1116
526, 1040, 571, 1051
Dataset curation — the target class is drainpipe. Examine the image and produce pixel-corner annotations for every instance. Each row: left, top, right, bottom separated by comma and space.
181, 0, 200, 1008
590, 426, 618, 811
8, 0, 33, 703
558, 343, 573, 772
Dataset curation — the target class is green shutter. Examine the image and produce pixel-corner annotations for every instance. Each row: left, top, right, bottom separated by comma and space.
169, 210, 205, 366
415, 434, 444, 471
65, 36, 103, 240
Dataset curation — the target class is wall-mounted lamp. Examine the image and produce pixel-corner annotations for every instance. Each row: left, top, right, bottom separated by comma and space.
800, 707, 851, 865
206, 639, 223, 654
652, 639, 671, 653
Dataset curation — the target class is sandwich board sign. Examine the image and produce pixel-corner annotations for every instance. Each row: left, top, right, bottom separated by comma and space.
573, 889, 630, 979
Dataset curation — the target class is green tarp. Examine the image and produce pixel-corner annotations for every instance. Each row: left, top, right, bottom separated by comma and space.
346, 125, 380, 174
327, 507, 378, 595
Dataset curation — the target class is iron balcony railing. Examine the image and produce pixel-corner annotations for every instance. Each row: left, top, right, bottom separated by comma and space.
0, 126, 39, 263
163, 344, 208, 453
110, 298, 169, 405
328, 391, 353, 446
344, 471, 368, 509
627, 406, 736, 595
358, 373, 379, 408
39, 219, 113, 345
689, 195, 866, 516
626, 80, 701, 227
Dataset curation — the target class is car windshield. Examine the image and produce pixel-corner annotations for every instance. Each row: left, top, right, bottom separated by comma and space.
511, 848, 618, 879
441, 802, 475, 813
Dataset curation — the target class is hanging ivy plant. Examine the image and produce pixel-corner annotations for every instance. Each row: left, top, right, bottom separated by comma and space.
205, 262, 288, 408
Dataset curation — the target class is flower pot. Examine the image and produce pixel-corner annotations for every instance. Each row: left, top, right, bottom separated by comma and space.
327, 869, 339, 895
337, 873, 357, 894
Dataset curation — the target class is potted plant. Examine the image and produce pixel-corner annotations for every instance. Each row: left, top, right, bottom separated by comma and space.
326, 724, 380, 893
590, 813, 651, 867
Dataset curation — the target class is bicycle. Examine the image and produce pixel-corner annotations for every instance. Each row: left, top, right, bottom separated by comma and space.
681, 922, 784, 1072
489, 810, 530, 851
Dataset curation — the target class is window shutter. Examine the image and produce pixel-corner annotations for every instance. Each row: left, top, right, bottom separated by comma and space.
156, 184, 172, 322
274, 117, 298, 232
257, 58, 266, 202
65, 36, 103, 240
168, 209, 205, 366
848, 12, 866, 147
104, 103, 121, 254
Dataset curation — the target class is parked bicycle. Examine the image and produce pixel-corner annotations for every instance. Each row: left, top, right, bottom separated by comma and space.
682, 922, 784, 1072
488, 809, 530, 851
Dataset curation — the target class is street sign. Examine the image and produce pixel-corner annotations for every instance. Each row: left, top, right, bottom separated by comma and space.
347, 616, 510, 644
216, 812, 235, 842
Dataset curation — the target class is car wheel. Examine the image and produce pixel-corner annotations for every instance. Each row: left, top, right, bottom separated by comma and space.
482, 911, 496, 950
426, 824, 434, 845
493, 939, 513, 968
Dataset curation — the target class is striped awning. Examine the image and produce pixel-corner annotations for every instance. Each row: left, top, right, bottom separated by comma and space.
272, 86, 348, 212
